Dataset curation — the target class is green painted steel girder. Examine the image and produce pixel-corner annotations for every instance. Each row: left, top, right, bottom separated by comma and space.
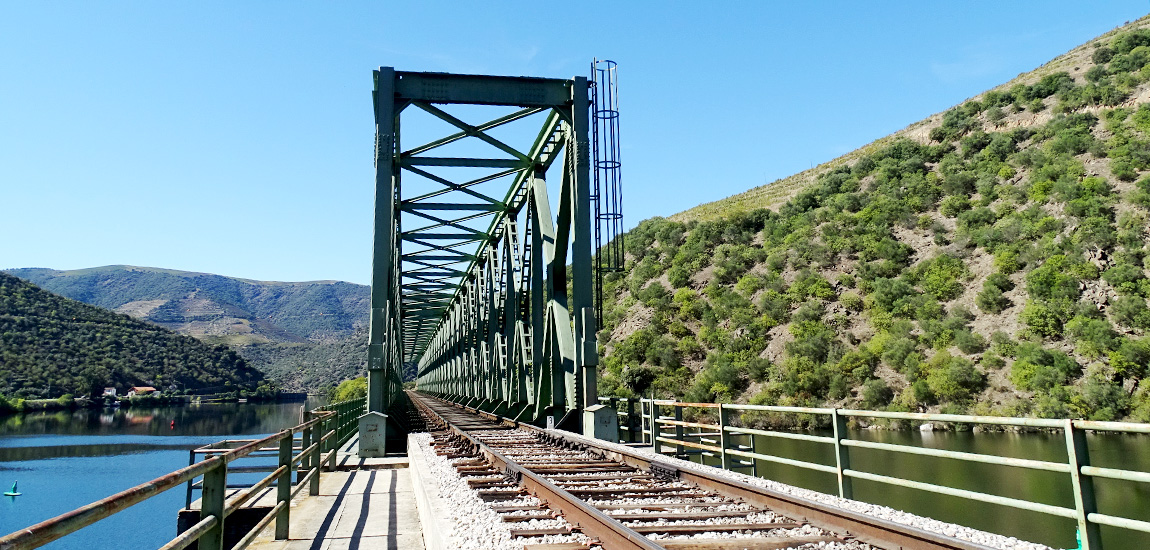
370, 67, 599, 430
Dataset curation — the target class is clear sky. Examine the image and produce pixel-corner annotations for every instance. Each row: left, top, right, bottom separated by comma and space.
2, 2, 1146, 285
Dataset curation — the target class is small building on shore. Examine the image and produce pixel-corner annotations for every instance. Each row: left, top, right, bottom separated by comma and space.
127, 386, 157, 397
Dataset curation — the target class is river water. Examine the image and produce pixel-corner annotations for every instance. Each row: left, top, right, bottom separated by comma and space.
0, 399, 324, 550
690, 428, 1149, 550
2, 403, 1147, 550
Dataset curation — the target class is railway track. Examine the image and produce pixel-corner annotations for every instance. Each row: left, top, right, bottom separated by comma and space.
410, 391, 995, 550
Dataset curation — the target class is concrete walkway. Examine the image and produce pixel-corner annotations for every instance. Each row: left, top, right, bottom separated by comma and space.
245, 441, 425, 550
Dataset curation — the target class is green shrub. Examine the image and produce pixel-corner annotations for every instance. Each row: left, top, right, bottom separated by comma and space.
786, 320, 837, 363
916, 255, 969, 301
925, 351, 985, 402
673, 288, 704, 320
1077, 371, 1130, 421
1113, 296, 1150, 329
1102, 262, 1150, 296
1109, 337, 1150, 381
329, 377, 367, 402
1027, 256, 1081, 302
734, 274, 764, 297
954, 330, 988, 354
620, 365, 657, 396
994, 250, 1022, 273
940, 195, 971, 217
976, 286, 1011, 314
1010, 343, 1080, 391
840, 291, 864, 312
1065, 316, 1119, 358
1133, 176, 1150, 209
990, 331, 1017, 357
757, 290, 791, 326
860, 379, 894, 409
1021, 301, 1063, 339
667, 266, 690, 288
982, 352, 1006, 369
869, 277, 917, 316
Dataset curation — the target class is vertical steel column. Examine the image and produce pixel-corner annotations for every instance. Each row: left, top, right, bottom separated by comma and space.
368, 67, 397, 414
570, 76, 598, 410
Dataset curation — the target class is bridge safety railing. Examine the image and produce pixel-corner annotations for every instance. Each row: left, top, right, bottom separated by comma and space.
0, 397, 366, 550
598, 396, 1150, 550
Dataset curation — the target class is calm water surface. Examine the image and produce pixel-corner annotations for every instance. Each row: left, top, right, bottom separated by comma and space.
0, 399, 324, 550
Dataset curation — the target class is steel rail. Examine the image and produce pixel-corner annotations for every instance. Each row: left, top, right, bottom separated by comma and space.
413, 392, 995, 550
411, 394, 665, 550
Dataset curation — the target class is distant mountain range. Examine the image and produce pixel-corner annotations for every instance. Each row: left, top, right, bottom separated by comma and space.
0, 272, 265, 398
6, 266, 369, 345
5, 265, 374, 391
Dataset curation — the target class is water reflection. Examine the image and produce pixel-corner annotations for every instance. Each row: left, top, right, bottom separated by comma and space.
0, 399, 325, 550
0, 398, 322, 438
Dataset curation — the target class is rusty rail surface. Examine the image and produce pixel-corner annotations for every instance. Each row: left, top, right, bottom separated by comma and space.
412, 391, 993, 550
0, 397, 365, 550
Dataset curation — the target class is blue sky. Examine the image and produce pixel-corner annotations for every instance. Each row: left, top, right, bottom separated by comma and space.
1, 2, 1146, 285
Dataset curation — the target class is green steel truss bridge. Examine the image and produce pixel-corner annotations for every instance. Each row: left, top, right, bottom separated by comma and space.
366, 65, 624, 451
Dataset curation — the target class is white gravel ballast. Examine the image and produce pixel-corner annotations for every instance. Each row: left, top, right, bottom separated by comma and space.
411, 432, 592, 550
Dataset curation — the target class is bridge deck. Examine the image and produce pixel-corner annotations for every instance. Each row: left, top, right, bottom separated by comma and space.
244, 440, 425, 550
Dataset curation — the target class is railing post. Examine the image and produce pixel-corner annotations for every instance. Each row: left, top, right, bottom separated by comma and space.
199, 459, 227, 550
327, 412, 338, 472
650, 399, 659, 449
301, 417, 314, 495
832, 409, 853, 500
276, 431, 292, 540
1066, 420, 1101, 550
644, 400, 653, 446
185, 449, 195, 508
718, 403, 731, 470
625, 398, 636, 443
673, 404, 685, 457
308, 413, 321, 496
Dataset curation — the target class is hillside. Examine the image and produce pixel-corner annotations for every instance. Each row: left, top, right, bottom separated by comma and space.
242, 327, 368, 391
670, 16, 1150, 224
6, 265, 368, 345
241, 327, 417, 391
598, 21, 1150, 423
0, 272, 265, 399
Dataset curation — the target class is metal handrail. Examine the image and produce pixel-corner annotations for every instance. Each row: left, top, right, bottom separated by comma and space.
595, 396, 1150, 550
0, 396, 367, 550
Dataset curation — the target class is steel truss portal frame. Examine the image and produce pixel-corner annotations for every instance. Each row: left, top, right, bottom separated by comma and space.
370, 67, 599, 427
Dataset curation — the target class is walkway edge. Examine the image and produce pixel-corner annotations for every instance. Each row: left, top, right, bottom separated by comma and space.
407, 433, 453, 550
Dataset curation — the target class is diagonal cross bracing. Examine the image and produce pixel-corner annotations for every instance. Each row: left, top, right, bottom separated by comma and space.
369, 67, 601, 425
